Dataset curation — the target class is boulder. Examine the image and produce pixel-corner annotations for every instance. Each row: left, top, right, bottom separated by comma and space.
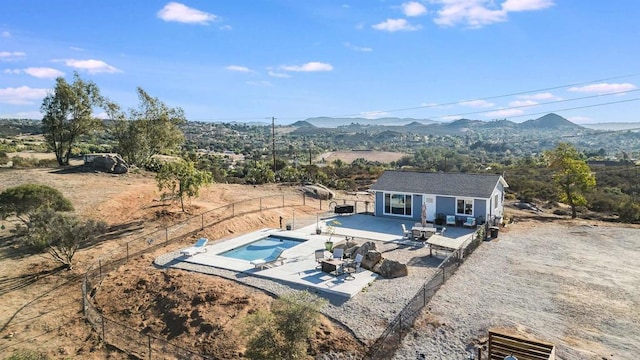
361, 250, 382, 270
354, 241, 377, 258
374, 259, 408, 278
91, 154, 129, 174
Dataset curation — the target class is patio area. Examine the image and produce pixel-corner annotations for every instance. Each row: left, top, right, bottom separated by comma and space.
155, 214, 477, 301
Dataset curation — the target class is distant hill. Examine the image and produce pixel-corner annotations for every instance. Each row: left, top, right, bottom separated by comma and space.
304, 117, 437, 128
581, 122, 640, 131
290, 120, 315, 128
518, 113, 584, 130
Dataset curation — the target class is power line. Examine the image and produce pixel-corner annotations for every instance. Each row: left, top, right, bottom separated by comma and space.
189, 72, 640, 122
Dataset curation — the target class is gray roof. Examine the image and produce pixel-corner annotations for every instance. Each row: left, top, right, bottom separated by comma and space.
369, 171, 506, 199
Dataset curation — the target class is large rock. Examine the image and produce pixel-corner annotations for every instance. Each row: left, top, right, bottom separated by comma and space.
91, 154, 128, 174
374, 259, 408, 278
361, 250, 382, 271
354, 241, 377, 257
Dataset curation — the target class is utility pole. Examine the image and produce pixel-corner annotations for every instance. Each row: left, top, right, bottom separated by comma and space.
272, 116, 276, 172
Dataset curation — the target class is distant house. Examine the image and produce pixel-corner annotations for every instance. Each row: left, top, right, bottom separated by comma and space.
369, 171, 508, 225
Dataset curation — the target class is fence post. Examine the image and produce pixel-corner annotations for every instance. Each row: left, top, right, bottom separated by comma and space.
260, 198, 262, 212
99, 260, 102, 280
232, 203, 235, 217
282, 194, 285, 207
148, 334, 152, 360
398, 314, 402, 346
201, 214, 204, 230
442, 267, 445, 283
320, 199, 322, 210
303, 192, 306, 205
165, 227, 168, 246
423, 284, 426, 307
102, 316, 106, 342
126, 243, 129, 263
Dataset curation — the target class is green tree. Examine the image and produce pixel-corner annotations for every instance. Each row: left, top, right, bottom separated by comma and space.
156, 160, 212, 211
25, 208, 107, 269
243, 292, 326, 360
110, 88, 186, 167
0, 184, 74, 229
41, 73, 104, 166
544, 143, 596, 218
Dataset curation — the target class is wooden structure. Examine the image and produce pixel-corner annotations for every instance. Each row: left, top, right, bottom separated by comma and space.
488, 330, 555, 360
425, 234, 466, 257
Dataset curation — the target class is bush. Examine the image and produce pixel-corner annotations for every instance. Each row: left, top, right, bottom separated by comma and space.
7, 350, 50, 360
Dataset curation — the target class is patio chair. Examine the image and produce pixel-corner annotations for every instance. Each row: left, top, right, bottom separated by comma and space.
180, 237, 208, 257
332, 248, 344, 260
401, 224, 412, 239
315, 249, 326, 269
412, 229, 423, 242
250, 247, 287, 269
463, 217, 476, 228
344, 253, 364, 279
446, 215, 456, 226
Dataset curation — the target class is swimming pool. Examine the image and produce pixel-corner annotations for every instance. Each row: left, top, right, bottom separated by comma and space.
220, 235, 306, 261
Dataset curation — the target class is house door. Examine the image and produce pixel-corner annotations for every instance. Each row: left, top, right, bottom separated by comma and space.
423, 196, 435, 222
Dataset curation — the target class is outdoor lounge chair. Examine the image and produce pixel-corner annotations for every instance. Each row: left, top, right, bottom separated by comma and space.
463, 217, 476, 228
180, 238, 208, 257
401, 224, 412, 239
446, 215, 456, 226
250, 247, 286, 269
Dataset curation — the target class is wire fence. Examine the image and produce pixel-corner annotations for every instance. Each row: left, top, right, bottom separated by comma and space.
365, 227, 485, 359
82, 193, 321, 359
82, 190, 486, 359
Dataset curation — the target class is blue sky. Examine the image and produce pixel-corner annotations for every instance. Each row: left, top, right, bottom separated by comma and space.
1, 0, 639, 124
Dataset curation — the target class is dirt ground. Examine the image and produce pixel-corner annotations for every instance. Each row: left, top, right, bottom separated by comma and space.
0, 166, 362, 359
2, 165, 639, 359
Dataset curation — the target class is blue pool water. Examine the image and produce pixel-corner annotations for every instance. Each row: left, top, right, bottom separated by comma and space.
220, 235, 305, 261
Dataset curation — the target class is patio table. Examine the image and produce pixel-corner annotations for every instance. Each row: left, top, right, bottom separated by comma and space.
321, 258, 344, 276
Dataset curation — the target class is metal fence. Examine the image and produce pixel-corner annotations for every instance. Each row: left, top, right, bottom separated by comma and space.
366, 227, 485, 359
81, 193, 320, 359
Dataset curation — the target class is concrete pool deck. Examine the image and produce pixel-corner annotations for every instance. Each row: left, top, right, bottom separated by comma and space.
155, 214, 476, 300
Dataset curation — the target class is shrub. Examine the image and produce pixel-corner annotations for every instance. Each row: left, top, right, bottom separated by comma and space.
7, 350, 49, 360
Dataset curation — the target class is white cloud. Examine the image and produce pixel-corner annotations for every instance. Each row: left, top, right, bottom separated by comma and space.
372, 18, 421, 32
1, 31, 10, 38
69, 46, 85, 52
461, 99, 494, 108
432, 0, 554, 28
518, 92, 557, 100
62, 59, 120, 73
219, 24, 232, 31
567, 116, 592, 124
502, 0, 555, 12
345, 42, 373, 52
484, 108, 524, 117
0, 86, 49, 105
4, 67, 64, 78
280, 62, 333, 72
508, 99, 537, 107
268, 70, 291, 78
225, 65, 252, 73
0, 51, 26, 61
359, 111, 390, 119
402, 2, 428, 17
94, 112, 110, 119
569, 82, 637, 94
157, 2, 217, 25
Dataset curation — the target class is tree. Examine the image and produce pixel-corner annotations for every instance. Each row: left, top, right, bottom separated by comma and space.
110, 88, 186, 167
156, 160, 212, 212
243, 292, 326, 360
25, 208, 107, 269
544, 143, 596, 218
0, 184, 74, 229
41, 73, 104, 166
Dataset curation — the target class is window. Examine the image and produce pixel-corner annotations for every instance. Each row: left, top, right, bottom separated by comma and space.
384, 193, 412, 216
456, 198, 473, 215
493, 194, 499, 210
